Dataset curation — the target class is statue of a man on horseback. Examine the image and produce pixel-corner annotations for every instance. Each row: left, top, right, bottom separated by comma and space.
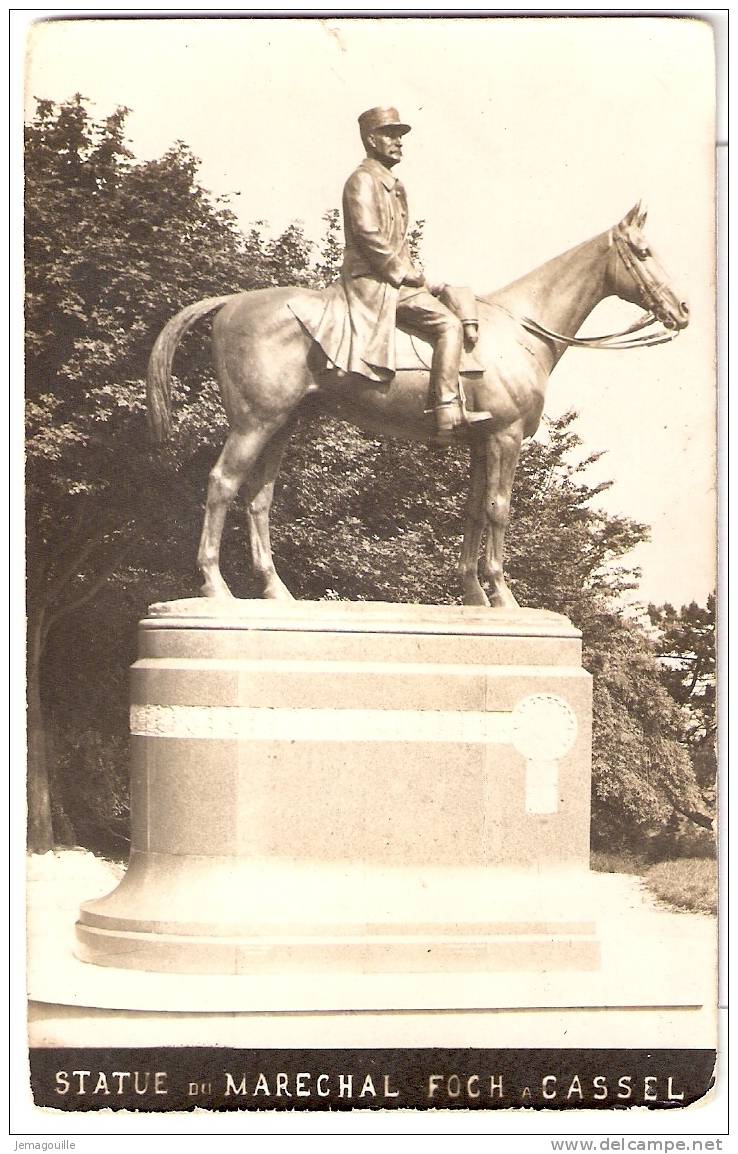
290, 106, 494, 436
147, 106, 689, 605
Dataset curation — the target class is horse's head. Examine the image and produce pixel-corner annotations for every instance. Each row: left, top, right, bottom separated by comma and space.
608, 202, 690, 331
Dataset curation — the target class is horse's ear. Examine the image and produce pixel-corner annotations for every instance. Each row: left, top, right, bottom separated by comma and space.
623, 200, 648, 228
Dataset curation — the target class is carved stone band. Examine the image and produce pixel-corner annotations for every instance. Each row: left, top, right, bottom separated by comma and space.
130, 704, 515, 745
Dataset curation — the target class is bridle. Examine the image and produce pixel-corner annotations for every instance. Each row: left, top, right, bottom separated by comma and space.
521, 227, 681, 351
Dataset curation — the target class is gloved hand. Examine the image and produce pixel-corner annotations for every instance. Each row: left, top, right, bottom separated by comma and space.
403, 268, 426, 289
463, 321, 479, 350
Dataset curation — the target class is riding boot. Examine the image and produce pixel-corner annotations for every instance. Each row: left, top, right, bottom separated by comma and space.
431, 326, 493, 434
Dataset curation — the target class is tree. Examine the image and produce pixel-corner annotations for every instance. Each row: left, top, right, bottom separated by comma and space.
585, 614, 710, 849
647, 596, 717, 805
314, 208, 342, 288
25, 96, 316, 850
647, 598, 716, 741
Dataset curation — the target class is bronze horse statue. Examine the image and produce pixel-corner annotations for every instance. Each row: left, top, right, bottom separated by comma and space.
147, 203, 689, 607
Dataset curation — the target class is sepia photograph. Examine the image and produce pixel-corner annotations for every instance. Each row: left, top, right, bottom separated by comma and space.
17, 11, 720, 1137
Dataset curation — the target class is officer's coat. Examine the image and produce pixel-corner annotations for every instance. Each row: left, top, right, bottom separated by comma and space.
289, 157, 416, 381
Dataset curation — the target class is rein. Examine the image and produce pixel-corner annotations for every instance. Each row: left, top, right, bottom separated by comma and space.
520, 229, 680, 351
520, 312, 678, 350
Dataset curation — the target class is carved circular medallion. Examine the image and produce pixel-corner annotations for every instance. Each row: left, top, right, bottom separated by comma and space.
510, 693, 577, 761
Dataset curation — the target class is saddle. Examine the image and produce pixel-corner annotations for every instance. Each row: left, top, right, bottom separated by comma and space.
289, 281, 485, 380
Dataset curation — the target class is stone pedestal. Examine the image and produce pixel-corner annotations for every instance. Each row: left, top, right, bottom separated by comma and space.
75, 600, 599, 974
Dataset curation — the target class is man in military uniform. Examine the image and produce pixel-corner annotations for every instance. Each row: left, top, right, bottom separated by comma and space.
341, 106, 493, 434
290, 106, 493, 435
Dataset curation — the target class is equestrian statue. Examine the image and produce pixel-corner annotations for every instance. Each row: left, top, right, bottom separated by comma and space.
147, 106, 690, 608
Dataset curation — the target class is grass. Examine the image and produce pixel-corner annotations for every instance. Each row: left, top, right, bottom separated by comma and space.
643, 857, 717, 915
592, 849, 718, 915
591, 849, 647, 875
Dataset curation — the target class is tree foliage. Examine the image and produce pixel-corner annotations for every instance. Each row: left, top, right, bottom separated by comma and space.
24, 96, 318, 849
647, 597, 716, 748
646, 596, 717, 829
314, 208, 342, 288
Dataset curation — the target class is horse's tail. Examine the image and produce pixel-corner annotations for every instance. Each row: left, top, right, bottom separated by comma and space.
146, 294, 235, 444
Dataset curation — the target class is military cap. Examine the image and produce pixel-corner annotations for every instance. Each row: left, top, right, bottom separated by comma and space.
357, 106, 411, 136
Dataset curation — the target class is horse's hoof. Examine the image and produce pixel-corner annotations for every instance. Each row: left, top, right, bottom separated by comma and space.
462, 589, 491, 608
262, 580, 295, 601
488, 593, 520, 610
200, 583, 234, 599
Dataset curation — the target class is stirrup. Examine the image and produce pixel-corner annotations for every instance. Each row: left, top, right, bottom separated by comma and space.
434, 398, 493, 434
457, 380, 494, 428
464, 410, 495, 426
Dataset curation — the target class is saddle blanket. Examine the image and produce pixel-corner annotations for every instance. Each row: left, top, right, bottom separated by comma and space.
396, 328, 485, 374
289, 284, 485, 377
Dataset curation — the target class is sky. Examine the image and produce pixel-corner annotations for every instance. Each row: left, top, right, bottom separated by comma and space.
22, 15, 718, 609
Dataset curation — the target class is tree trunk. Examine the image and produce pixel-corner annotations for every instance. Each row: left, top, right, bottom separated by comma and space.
27, 606, 54, 853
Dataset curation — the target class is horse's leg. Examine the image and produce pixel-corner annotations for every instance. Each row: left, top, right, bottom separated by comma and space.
197, 424, 278, 598
244, 418, 296, 600
458, 439, 491, 606
480, 423, 524, 608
